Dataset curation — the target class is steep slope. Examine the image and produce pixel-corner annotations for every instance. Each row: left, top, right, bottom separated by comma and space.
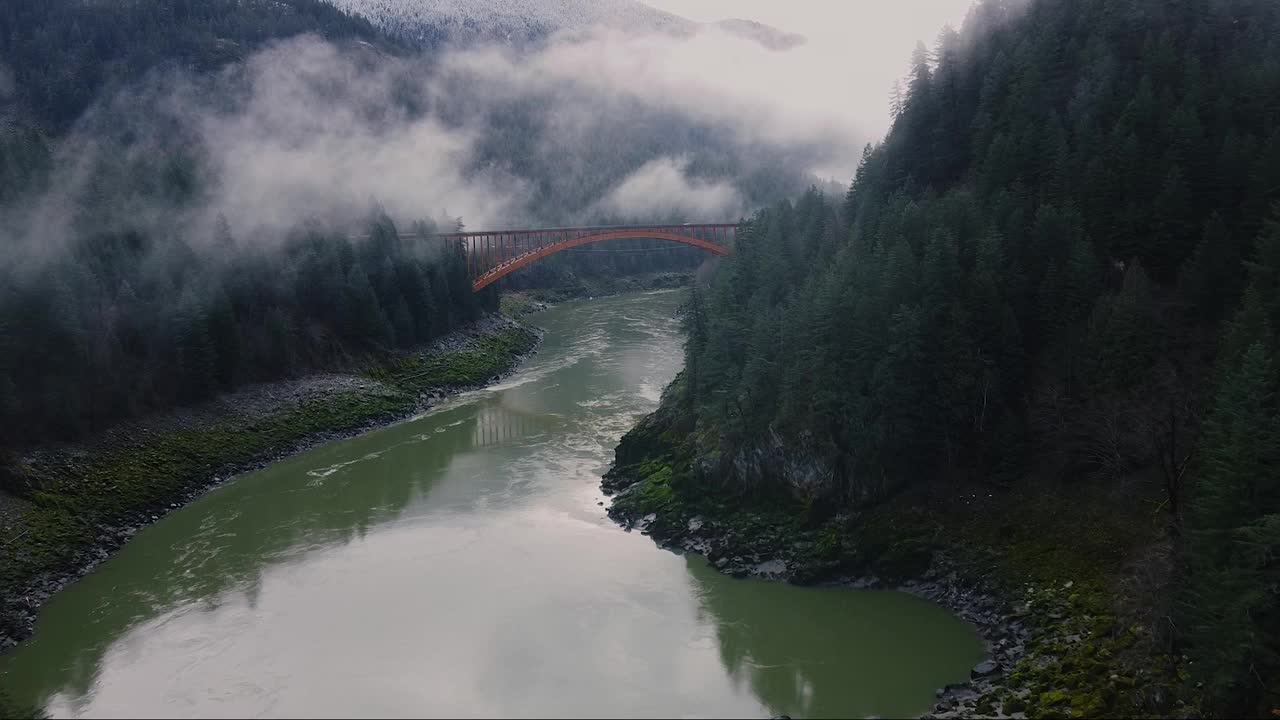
0, 0, 398, 132
322, 0, 807, 50
0, 0, 825, 458
608, 0, 1280, 716
323, 0, 692, 44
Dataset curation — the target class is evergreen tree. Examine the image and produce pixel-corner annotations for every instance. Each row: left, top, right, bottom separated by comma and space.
669, 10, 1280, 708
1179, 213, 1242, 323
1182, 343, 1280, 712
176, 302, 218, 403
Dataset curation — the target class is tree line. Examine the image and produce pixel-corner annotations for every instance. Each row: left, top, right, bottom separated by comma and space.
0, 0, 398, 133
0, 0, 744, 453
677, 0, 1280, 714
0, 211, 487, 450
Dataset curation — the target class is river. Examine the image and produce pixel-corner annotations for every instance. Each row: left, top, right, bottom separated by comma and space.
1, 290, 984, 719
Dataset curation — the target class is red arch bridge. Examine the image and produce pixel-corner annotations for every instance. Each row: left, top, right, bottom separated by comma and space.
430, 223, 737, 292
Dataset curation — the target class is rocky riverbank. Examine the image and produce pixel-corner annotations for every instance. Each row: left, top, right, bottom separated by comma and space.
604, 480, 1033, 719
602, 377, 1188, 719
0, 313, 541, 651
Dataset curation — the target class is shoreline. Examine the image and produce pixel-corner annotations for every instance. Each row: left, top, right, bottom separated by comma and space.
0, 313, 543, 651
603, 490, 1033, 719
600, 377, 1175, 719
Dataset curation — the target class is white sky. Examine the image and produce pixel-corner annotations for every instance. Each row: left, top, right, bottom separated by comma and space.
646, 0, 973, 49
644, 0, 975, 168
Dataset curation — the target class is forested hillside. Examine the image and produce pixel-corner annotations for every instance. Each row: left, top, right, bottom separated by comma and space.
0, 0, 808, 456
0, 0, 397, 133
323, 0, 690, 46
662, 0, 1280, 714
0, 1, 493, 452
0, 213, 484, 450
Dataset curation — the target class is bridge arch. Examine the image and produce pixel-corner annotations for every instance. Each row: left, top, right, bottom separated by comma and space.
472, 229, 730, 291
444, 224, 736, 292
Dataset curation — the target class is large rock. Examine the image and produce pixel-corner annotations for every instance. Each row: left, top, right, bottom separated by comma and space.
971, 660, 1000, 679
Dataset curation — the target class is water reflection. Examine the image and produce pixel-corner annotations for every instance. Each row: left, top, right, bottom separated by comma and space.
470, 402, 557, 449
0, 291, 983, 719
686, 556, 984, 719
1, 395, 559, 710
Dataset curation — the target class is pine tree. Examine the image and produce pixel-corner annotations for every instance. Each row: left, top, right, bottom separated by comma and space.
391, 296, 414, 347
1218, 207, 1280, 363
344, 265, 391, 346
1179, 213, 1242, 322
682, 284, 709, 408
176, 302, 217, 403
207, 289, 240, 388
1152, 164, 1195, 277
1182, 342, 1280, 710
889, 81, 905, 123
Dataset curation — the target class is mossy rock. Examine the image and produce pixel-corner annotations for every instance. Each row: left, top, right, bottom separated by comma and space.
1070, 690, 1106, 716
814, 524, 844, 560
1090, 615, 1116, 635
1083, 659, 1108, 679
611, 466, 690, 520
1039, 689, 1070, 707
0, 453, 39, 495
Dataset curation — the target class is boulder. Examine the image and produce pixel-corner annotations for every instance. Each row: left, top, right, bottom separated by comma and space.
971, 660, 1000, 679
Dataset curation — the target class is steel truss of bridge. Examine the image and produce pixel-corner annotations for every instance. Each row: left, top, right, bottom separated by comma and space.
428, 223, 738, 292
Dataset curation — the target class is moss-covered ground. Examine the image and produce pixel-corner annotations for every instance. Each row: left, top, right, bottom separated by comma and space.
897, 485, 1191, 719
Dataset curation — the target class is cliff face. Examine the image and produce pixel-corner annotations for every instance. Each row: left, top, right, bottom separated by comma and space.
602, 366, 1193, 719
719, 429, 840, 506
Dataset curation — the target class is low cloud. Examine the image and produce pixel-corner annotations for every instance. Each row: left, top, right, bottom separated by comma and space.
198, 39, 530, 237
594, 156, 742, 220
436, 23, 865, 172
3, 16, 876, 270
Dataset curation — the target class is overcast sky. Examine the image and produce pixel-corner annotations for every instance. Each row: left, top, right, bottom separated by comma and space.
644, 0, 975, 164
646, 0, 973, 49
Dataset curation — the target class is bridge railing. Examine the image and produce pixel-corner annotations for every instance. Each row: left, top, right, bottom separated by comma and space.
362, 223, 739, 292
428, 222, 739, 238
445, 224, 736, 289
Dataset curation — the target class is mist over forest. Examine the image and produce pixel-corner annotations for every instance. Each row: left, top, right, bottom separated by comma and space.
8, 1, 1280, 717
0, 0, 847, 446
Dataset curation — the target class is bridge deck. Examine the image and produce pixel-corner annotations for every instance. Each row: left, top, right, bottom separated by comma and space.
414, 223, 739, 292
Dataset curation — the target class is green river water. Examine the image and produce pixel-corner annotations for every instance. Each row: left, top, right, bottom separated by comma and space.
1, 290, 984, 719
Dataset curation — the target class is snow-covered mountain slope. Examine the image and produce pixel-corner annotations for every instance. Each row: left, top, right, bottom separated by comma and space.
323, 0, 694, 44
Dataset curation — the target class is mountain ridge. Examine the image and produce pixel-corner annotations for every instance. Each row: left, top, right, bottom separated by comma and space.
322, 0, 807, 49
